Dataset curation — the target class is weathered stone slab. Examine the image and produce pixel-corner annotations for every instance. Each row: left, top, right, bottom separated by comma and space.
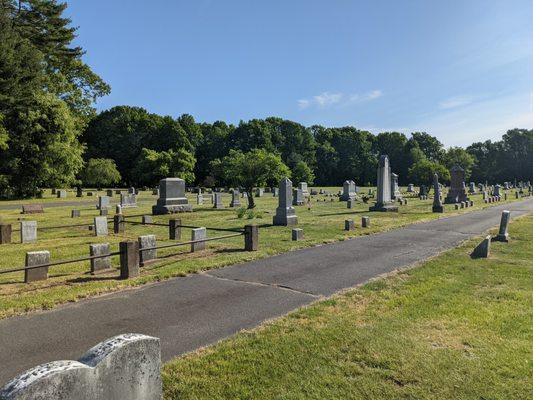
273, 177, 298, 226
213, 193, 224, 209
20, 221, 37, 243
93, 217, 108, 237
361, 216, 370, 228
99, 208, 108, 216
90, 243, 111, 274
138, 235, 157, 266
292, 188, 304, 206
0, 223, 12, 244
432, 173, 444, 213
471, 235, 491, 258
71, 209, 80, 218
340, 180, 356, 201
57, 190, 67, 199
191, 228, 207, 252
0, 333, 161, 400
370, 155, 398, 212
444, 165, 469, 203
493, 210, 510, 242
142, 215, 153, 224
22, 204, 44, 214
255, 188, 264, 197
120, 193, 138, 208
97, 196, 110, 210
230, 190, 241, 207
24, 250, 49, 283
152, 178, 192, 214
345, 220, 355, 231
292, 228, 304, 241
298, 182, 309, 197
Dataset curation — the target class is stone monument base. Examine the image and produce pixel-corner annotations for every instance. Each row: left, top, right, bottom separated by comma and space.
152, 204, 193, 215
432, 205, 444, 213
369, 202, 398, 212
273, 214, 298, 226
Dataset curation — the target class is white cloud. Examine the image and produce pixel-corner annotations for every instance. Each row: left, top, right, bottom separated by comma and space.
438, 96, 473, 110
299, 89, 382, 110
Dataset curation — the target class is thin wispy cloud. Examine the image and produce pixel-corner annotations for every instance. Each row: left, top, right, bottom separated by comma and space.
298, 90, 382, 110
438, 96, 473, 110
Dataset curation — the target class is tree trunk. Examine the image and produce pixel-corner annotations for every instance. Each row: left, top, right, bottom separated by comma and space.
246, 189, 255, 209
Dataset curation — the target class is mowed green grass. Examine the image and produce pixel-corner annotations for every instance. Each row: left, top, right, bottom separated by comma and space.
162, 214, 533, 400
0, 187, 526, 319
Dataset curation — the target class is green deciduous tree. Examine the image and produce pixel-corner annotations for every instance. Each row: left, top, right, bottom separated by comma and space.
211, 149, 290, 208
291, 160, 315, 185
134, 148, 196, 187
81, 158, 121, 188
443, 147, 476, 179
408, 158, 450, 187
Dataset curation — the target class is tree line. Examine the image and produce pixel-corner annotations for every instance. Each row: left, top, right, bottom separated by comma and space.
1, 1, 532, 199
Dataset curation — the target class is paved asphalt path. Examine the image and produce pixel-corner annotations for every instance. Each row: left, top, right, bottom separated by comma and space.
1, 198, 532, 384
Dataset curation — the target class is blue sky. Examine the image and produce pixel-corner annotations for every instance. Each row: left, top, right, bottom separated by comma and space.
66, 0, 533, 147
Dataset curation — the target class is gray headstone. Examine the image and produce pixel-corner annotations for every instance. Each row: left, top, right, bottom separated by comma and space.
71, 209, 80, 218
115, 204, 122, 215
445, 165, 469, 204
298, 182, 309, 197
97, 196, 110, 210
230, 190, 241, 207
493, 184, 501, 197
152, 178, 192, 214
106, 189, 113, 197
273, 177, 298, 226
120, 193, 137, 208
20, 221, 37, 243
191, 227, 207, 252
142, 215, 152, 224
340, 180, 356, 201
57, 189, 67, 199
407, 184, 414, 192
139, 235, 157, 265
292, 188, 304, 206
291, 228, 304, 241
24, 250, 49, 283
0, 333, 161, 400
494, 210, 510, 242
471, 235, 491, 258
432, 173, 444, 213
370, 155, 398, 212
90, 243, 111, 274
255, 188, 264, 197
390, 173, 401, 200
99, 208, 108, 216
345, 220, 355, 231
213, 193, 224, 209
94, 217, 108, 237
196, 194, 203, 205
361, 216, 370, 228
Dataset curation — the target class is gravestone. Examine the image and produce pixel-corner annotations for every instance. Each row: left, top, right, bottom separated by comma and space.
213, 193, 224, 209
494, 210, 510, 242
196, 194, 203, 205
20, 221, 37, 243
493, 184, 501, 197
97, 196, 110, 210
407, 184, 414, 192
152, 178, 192, 214
469, 182, 476, 193
390, 173, 401, 200
152, 188, 159, 196
504, 182, 510, 190
76, 187, 83, 197
139, 235, 157, 266
0, 333, 162, 400
106, 189, 114, 197
51, 188, 56, 195
57, 189, 67, 198
0, 224, 12, 244
419, 185, 428, 198
340, 180, 356, 201
255, 188, 264, 197
71, 209, 80, 218
298, 182, 309, 197
90, 243, 111, 274
444, 165, 469, 204
142, 215, 152, 224
291, 228, 304, 241
191, 227, 207, 252
273, 187, 279, 197
471, 235, 491, 258
292, 188, 304, 206
99, 208, 108, 216
115, 204, 122, 214
432, 173, 444, 213
120, 193, 137, 208
24, 250, 49, 283
361, 216, 370, 228
22, 204, 44, 214
370, 155, 398, 212
273, 177, 298, 226
347, 199, 354, 209
345, 220, 355, 231
230, 189, 241, 207
128, 187, 136, 194
93, 216, 108, 237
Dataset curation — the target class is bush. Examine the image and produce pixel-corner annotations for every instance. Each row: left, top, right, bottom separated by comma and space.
236, 207, 247, 218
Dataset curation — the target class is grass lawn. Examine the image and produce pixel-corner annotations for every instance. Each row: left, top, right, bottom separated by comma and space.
162, 214, 533, 400
0, 187, 527, 319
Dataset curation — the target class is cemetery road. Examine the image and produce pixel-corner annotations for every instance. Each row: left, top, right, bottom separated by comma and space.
1, 198, 533, 384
